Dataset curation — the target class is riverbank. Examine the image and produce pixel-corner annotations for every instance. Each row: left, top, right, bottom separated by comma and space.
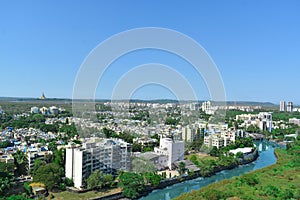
175, 141, 300, 200
138, 149, 259, 199
57, 149, 259, 200
140, 140, 278, 200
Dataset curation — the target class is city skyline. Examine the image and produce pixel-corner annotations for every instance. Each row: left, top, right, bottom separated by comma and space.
1, 1, 300, 104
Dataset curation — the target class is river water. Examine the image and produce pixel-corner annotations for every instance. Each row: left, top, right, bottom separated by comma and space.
140, 140, 284, 200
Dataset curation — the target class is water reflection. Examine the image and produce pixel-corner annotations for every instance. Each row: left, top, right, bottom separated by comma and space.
140, 140, 281, 200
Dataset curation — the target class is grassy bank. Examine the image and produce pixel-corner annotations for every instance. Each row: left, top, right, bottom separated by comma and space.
176, 143, 300, 200
51, 188, 121, 200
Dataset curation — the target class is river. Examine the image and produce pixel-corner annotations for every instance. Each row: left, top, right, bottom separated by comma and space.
140, 140, 284, 200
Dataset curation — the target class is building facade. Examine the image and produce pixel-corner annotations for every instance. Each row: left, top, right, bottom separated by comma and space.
154, 138, 184, 169
287, 102, 293, 112
280, 100, 286, 112
65, 138, 131, 189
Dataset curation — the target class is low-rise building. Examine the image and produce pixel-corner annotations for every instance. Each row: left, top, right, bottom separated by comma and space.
289, 118, 300, 126
26, 146, 52, 170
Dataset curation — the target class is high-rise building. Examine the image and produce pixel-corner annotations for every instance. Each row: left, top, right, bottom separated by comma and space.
202, 101, 211, 112
65, 138, 131, 189
280, 101, 286, 112
154, 138, 184, 170
287, 102, 293, 112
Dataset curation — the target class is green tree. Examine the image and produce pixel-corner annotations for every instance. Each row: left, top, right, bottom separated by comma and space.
0, 177, 12, 196
236, 151, 244, 159
209, 146, 220, 157
118, 172, 145, 199
54, 148, 65, 169
143, 172, 161, 187
13, 150, 28, 176
24, 182, 33, 196
30, 159, 46, 176
246, 124, 261, 133
189, 154, 199, 166
131, 143, 142, 152
179, 162, 186, 175
65, 177, 74, 187
86, 170, 104, 189
0, 162, 14, 177
33, 163, 62, 190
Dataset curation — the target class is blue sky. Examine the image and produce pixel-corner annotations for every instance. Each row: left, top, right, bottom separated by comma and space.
0, 1, 299, 104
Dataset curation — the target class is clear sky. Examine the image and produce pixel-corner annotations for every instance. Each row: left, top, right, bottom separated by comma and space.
0, 1, 299, 104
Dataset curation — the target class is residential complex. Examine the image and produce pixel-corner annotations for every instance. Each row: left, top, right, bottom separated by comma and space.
236, 112, 273, 132
204, 129, 246, 149
280, 100, 295, 113
65, 138, 131, 189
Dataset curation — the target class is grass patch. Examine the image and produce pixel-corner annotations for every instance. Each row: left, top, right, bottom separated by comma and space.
51, 188, 121, 200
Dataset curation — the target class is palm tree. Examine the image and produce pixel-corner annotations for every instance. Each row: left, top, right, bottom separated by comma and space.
13, 150, 28, 176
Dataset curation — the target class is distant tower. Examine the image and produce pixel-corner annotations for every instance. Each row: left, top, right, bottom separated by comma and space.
280, 100, 286, 112
40, 92, 46, 100
287, 102, 293, 112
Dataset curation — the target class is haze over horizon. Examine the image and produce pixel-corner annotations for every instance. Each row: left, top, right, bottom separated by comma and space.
1, 1, 299, 104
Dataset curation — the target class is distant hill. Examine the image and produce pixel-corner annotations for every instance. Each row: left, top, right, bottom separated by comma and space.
0, 97, 277, 107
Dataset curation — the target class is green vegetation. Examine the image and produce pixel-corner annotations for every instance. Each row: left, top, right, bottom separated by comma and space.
86, 170, 113, 189
102, 127, 135, 143
130, 110, 150, 121
176, 139, 300, 200
118, 172, 145, 199
1, 195, 33, 200
178, 162, 186, 175
143, 172, 162, 187
27, 148, 67, 192
0, 101, 72, 115
117, 171, 164, 199
50, 188, 121, 200
33, 163, 63, 190
0, 177, 14, 196
271, 123, 299, 139
199, 110, 211, 122
13, 150, 28, 176
0, 140, 14, 148
188, 138, 254, 177
165, 117, 180, 125
246, 124, 261, 133
272, 111, 300, 122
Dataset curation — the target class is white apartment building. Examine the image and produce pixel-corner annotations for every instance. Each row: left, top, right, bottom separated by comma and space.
202, 101, 214, 114
25, 146, 52, 170
287, 102, 293, 112
181, 126, 196, 142
204, 134, 225, 149
204, 129, 246, 149
280, 101, 286, 112
236, 112, 273, 132
154, 137, 184, 169
65, 138, 131, 189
